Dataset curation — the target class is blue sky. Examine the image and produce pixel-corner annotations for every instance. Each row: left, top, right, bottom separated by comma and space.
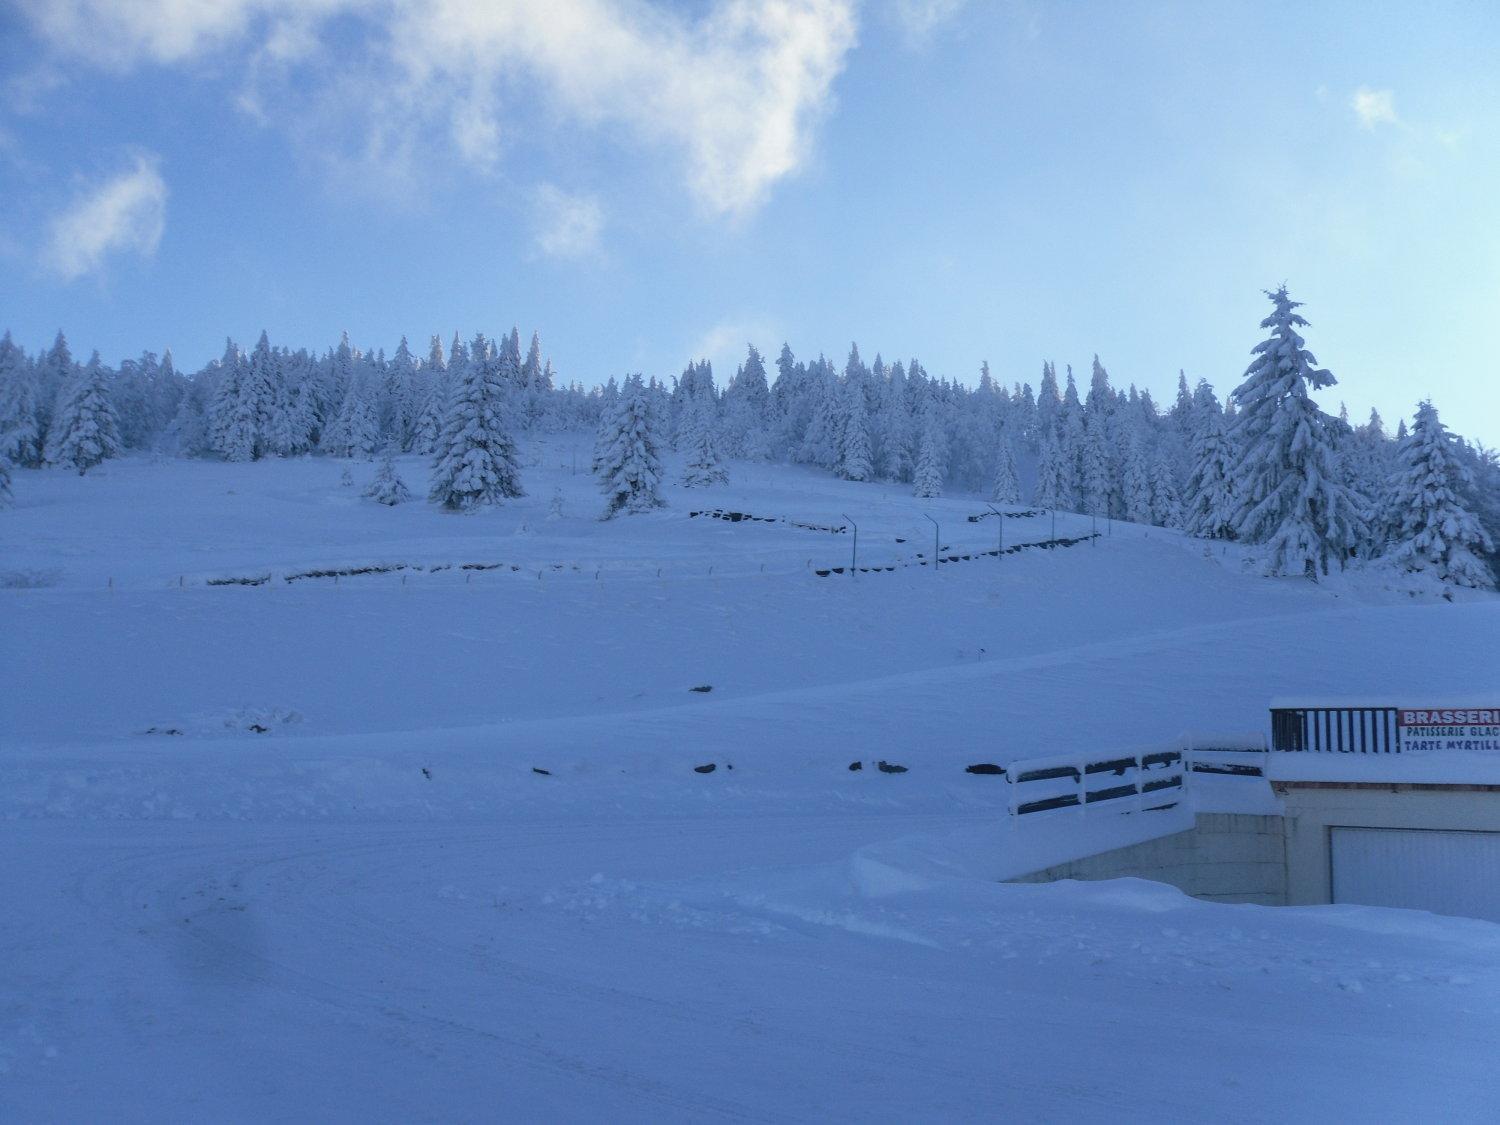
2, 0, 1497, 441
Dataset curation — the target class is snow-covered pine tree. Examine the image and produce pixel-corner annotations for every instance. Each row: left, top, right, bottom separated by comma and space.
223, 330, 279, 461
206, 339, 244, 458
594, 375, 665, 518
1183, 404, 1236, 539
991, 429, 1021, 504
1149, 447, 1182, 528
34, 331, 75, 448
1079, 414, 1113, 516
877, 361, 915, 482
0, 453, 12, 507
0, 333, 42, 467
912, 410, 945, 498
1228, 286, 1367, 577
1122, 432, 1153, 523
47, 351, 122, 474
429, 332, 524, 511
798, 371, 842, 469
411, 386, 445, 454
1032, 433, 1067, 509
679, 393, 727, 487
363, 449, 412, 506
838, 378, 874, 481
1384, 401, 1494, 588
1036, 361, 1061, 438
323, 380, 379, 459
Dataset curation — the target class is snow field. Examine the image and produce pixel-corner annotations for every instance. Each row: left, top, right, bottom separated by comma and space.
3, 446, 1499, 1120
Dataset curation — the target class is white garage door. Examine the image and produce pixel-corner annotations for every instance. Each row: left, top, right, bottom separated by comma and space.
1331, 827, 1500, 923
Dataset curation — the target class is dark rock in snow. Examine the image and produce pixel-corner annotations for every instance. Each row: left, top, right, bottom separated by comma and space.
694, 763, 717, 774
689, 684, 713, 693
965, 763, 1005, 776
421, 767, 432, 780
876, 760, 908, 774
532, 767, 552, 776
247, 723, 269, 734
848, 760, 863, 771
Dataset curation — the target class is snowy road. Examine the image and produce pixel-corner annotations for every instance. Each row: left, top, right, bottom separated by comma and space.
7, 811, 1500, 1122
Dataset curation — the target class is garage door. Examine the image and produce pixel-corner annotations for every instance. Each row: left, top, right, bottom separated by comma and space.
1330, 827, 1500, 923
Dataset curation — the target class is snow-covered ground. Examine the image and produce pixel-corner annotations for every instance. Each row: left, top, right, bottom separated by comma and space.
4, 444, 1499, 1120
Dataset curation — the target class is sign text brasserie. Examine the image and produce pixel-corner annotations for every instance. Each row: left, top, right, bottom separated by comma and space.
1399, 708, 1500, 753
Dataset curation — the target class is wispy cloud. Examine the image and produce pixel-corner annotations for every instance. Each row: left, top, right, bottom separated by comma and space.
18, 0, 859, 217
891, 0, 966, 45
690, 317, 780, 373
1351, 86, 1398, 130
43, 152, 167, 281
533, 185, 604, 260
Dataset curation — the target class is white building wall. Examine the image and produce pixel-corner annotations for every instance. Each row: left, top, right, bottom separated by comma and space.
1009, 813, 1287, 905
1275, 784, 1500, 907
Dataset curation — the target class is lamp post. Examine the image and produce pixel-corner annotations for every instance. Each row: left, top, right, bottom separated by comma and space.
923, 513, 940, 573
842, 514, 858, 574
985, 504, 1004, 556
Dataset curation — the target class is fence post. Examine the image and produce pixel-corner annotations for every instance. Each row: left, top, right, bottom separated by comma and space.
923, 513, 939, 573
842, 514, 858, 574
1051, 509, 1056, 541
985, 504, 1003, 557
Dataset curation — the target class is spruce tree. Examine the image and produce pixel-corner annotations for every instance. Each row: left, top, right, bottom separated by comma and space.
1122, 432, 1153, 523
1032, 434, 1067, 509
364, 449, 412, 506
0, 333, 42, 467
429, 332, 524, 511
1149, 447, 1183, 528
206, 339, 244, 458
1384, 401, 1494, 588
47, 351, 122, 475
680, 393, 727, 487
0, 453, 12, 508
991, 429, 1021, 504
838, 378, 874, 481
1229, 287, 1367, 577
1183, 405, 1236, 539
594, 375, 665, 517
1079, 414, 1113, 516
912, 416, 944, 498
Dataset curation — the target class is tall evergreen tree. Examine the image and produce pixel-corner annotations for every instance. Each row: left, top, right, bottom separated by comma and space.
47, 351, 122, 474
429, 332, 524, 510
1384, 401, 1493, 587
838, 377, 874, 481
594, 375, 665, 517
0, 452, 11, 508
1183, 405, 1236, 539
0, 332, 42, 467
1149, 447, 1183, 528
1032, 433, 1068, 509
1079, 414, 1113, 516
1228, 287, 1367, 577
991, 429, 1021, 504
1122, 431, 1153, 523
912, 410, 945, 499
679, 392, 728, 487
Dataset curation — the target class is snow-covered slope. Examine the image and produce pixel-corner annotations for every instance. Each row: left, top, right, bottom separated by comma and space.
2, 445, 1497, 1120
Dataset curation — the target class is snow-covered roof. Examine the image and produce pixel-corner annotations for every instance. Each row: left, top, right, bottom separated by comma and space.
1268, 697, 1500, 711
1269, 751, 1500, 786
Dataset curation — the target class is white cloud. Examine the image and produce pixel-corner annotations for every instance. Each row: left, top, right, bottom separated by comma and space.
891, 0, 965, 45
19, 0, 859, 216
690, 317, 780, 372
1351, 86, 1398, 130
533, 185, 604, 259
44, 153, 167, 281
